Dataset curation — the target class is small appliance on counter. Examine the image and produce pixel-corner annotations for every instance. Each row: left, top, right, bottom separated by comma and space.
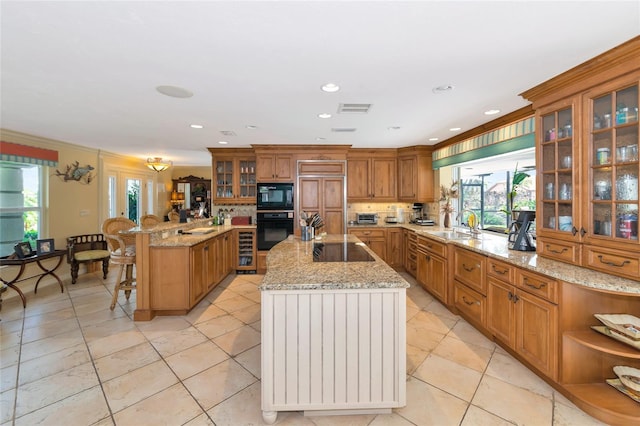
410, 202, 435, 225
356, 213, 378, 224
508, 210, 536, 251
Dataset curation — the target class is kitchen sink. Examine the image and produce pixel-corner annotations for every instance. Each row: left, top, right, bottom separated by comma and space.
427, 230, 480, 240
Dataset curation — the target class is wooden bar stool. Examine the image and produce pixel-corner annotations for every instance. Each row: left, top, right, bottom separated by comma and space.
102, 217, 137, 310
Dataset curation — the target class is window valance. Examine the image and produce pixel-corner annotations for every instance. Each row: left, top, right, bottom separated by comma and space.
0, 141, 59, 166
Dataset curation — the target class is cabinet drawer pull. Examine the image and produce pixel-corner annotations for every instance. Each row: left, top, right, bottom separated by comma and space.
425, 254, 431, 261
462, 263, 478, 272
571, 226, 578, 236
426, 244, 432, 249
363, 231, 371, 235
546, 245, 568, 254
508, 291, 520, 303
597, 255, 631, 268
492, 264, 508, 275
462, 296, 479, 306
523, 277, 546, 290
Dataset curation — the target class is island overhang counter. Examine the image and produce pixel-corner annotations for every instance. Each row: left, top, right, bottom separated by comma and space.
259, 234, 409, 424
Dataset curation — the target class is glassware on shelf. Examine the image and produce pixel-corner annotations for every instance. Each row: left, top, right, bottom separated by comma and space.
616, 173, 639, 201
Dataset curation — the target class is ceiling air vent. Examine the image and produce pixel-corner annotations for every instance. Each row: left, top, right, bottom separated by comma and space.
220, 130, 237, 136
337, 103, 372, 114
331, 128, 357, 133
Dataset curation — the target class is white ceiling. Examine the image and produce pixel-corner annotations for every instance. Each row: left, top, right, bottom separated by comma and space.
1, 1, 639, 166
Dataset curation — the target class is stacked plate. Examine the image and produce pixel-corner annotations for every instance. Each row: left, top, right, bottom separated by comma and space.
593, 313, 640, 350
608, 366, 640, 403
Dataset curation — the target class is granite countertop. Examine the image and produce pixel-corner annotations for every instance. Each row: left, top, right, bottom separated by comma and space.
347, 222, 640, 294
121, 219, 255, 247
260, 234, 410, 291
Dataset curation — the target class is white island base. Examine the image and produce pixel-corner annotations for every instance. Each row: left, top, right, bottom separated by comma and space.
261, 288, 406, 424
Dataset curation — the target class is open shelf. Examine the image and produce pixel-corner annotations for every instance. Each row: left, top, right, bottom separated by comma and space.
564, 330, 640, 359
563, 383, 640, 424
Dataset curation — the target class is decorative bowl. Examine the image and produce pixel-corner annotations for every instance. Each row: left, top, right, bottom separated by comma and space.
594, 314, 640, 341
613, 366, 640, 395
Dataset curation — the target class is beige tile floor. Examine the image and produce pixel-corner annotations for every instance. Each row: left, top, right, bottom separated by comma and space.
0, 270, 607, 425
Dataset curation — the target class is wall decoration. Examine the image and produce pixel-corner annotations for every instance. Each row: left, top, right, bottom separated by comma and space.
54, 161, 94, 184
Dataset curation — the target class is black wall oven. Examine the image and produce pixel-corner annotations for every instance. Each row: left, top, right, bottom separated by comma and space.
257, 211, 294, 250
257, 183, 294, 211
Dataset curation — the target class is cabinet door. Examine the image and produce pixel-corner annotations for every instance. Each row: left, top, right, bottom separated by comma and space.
516, 290, 558, 379
371, 158, 397, 200
190, 243, 207, 304
347, 159, 370, 199
237, 158, 257, 199
387, 228, 403, 269
256, 155, 276, 181
224, 232, 235, 275
274, 155, 293, 181
213, 160, 234, 199
300, 176, 345, 235
584, 78, 639, 247
538, 100, 579, 242
368, 238, 387, 261
429, 254, 447, 303
398, 156, 417, 200
487, 278, 516, 348
416, 249, 429, 292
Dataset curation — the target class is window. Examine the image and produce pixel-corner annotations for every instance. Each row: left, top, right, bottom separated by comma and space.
0, 162, 43, 256
457, 149, 536, 232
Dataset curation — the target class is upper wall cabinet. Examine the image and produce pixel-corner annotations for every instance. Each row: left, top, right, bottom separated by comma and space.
208, 148, 257, 204
398, 146, 435, 202
522, 36, 640, 280
254, 150, 293, 182
347, 149, 397, 201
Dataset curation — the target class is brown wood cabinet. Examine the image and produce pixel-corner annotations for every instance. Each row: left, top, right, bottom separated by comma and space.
403, 229, 417, 277
387, 228, 404, 270
487, 259, 559, 380
416, 235, 447, 303
397, 146, 435, 202
255, 153, 293, 182
209, 148, 256, 204
523, 37, 640, 280
299, 176, 345, 235
347, 150, 397, 201
348, 228, 387, 261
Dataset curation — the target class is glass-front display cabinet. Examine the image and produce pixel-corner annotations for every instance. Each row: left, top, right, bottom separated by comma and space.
540, 104, 577, 236
212, 153, 257, 204
587, 83, 639, 243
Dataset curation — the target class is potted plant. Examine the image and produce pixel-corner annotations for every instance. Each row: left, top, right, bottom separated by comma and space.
502, 163, 531, 220
440, 180, 459, 228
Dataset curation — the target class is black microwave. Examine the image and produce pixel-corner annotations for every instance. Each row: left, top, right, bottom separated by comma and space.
257, 183, 294, 210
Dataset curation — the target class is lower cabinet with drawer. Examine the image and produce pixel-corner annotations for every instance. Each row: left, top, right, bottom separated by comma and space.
487, 259, 559, 380
403, 229, 417, 277
417, 235, 447, 304
452, 246, 486, 327
349, 228, 387, 261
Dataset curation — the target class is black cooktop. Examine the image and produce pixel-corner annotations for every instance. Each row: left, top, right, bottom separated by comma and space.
312, 242, 375, 262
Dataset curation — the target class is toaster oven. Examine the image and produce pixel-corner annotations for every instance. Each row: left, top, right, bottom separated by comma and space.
356, 213, 378, 224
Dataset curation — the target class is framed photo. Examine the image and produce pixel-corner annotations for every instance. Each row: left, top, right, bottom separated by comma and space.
14, 241, 36, 259
36, 239, 55, 255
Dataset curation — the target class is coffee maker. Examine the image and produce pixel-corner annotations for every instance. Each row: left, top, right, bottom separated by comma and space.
410, 203, 424, 223
508, 210, 536, 251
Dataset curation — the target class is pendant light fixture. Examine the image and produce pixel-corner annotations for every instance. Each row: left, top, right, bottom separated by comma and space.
146, 157, 172, 172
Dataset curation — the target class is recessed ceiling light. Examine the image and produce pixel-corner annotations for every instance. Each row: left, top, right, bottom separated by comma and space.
428, 137, 439, 142
156, 85, 193, 98
432, 85, 455, 94
318, 113, 332, 119
449, 127, 461, 131
190, 124, 204, 129
321, 83, 340, 93
484, 109, 501, 115
245, 125, 258, 130
388, 126, 401, 130
218, 141, 228, 145
316, 137, 326, 141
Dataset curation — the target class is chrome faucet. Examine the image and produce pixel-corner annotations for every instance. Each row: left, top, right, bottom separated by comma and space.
457, 209, 480, 235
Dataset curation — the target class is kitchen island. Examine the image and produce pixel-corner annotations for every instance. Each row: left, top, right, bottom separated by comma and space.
259, 234, 409, 424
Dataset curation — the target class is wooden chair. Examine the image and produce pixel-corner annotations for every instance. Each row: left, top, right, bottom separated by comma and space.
168, 211, 180, 222
102, 217, 137, 310
140, 214, 161, 227
66, 234, 110, 284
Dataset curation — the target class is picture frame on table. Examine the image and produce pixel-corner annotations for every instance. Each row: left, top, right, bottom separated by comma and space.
14, 241, 36, 259
36, 239, 55, 256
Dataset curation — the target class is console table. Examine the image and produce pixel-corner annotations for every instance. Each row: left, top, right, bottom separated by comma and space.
0, 250, 66, 308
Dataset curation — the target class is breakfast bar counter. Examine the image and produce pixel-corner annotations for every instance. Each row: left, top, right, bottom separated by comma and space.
259, 234, 409, 424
